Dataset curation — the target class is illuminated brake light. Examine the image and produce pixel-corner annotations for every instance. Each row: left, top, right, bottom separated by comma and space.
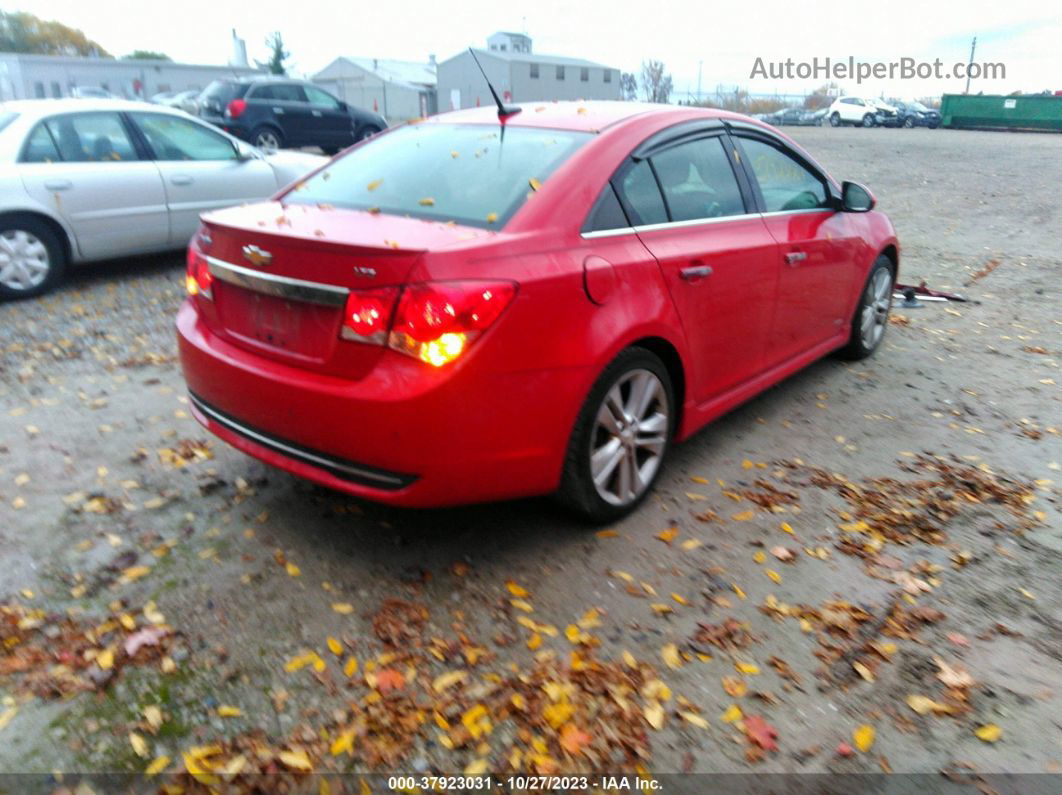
388, 281, 516, 367
226, 99, 247, 119
185, 244, 213, 299
340, 287, 399, 344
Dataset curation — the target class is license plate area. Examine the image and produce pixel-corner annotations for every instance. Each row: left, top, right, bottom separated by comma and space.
218, 286, 340, 360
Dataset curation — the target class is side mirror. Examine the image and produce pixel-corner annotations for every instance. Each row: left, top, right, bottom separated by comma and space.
841, 181, 875, 212
233, 142, 255, 161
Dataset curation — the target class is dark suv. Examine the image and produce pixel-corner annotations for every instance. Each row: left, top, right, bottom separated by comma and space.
198, 78, 387, 154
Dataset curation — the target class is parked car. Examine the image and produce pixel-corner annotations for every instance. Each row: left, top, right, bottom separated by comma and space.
890, 100, 941, 128
150, 91, 176, 104
828, 96, 883, 127
70, 86, 118, 99
0, 99, 325, 298
178, 102, 898, 521
870, 99, 901, 127
160, 89, 201, 116
197, 77, 386, 155
775, 108, 825, 126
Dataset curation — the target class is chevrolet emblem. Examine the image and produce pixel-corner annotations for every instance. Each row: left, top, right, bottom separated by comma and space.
242, 245, 273, 267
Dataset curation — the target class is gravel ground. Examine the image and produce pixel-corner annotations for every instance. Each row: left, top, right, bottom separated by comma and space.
1, 126, 1059, 786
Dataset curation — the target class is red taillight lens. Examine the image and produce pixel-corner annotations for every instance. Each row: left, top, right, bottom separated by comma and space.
185, 245, 213, 300
388, 281, 517, 367
226, 99, 247, 119
340, 287, 400, 344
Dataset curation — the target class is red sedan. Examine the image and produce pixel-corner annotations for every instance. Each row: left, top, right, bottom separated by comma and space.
177, 102, 898, 521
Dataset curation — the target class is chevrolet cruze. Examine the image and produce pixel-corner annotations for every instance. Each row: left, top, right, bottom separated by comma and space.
177, 102, 898, 521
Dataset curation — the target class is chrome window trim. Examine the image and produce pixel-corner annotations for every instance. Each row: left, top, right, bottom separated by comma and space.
580, 211, 763, 239
759, 208, 835, 219
206, 256, 349, 307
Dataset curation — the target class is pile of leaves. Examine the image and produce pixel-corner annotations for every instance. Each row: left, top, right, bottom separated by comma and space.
1, 600, 176, 698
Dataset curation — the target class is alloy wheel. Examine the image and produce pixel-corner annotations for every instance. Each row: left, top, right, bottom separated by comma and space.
590, 369, 669, 507
860, 268, 892, 350
256, 131, 280, 152
0, 230, 50, 291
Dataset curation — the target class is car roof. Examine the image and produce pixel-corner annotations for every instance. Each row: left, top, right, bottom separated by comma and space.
0, 97, 182, 117
426, 101, 756, 133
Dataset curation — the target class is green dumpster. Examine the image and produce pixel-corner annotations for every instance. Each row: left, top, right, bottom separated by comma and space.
940, 94, 1062, 131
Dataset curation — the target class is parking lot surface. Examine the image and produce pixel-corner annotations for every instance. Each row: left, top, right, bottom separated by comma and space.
1, 127, 1059, 781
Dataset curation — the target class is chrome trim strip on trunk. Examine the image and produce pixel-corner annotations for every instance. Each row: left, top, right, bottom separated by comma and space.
188, 392, 416, 490
206, 257, 349, 307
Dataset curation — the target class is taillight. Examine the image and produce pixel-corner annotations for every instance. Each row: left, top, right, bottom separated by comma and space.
185, 244, 213, 300
389, 281, 516, 367
340, 287, 399, 344
226, 99, 247, 119
337, 280, 517, 367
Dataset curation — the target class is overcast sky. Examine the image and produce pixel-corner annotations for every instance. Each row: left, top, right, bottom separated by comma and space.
23, 0, 1062, 98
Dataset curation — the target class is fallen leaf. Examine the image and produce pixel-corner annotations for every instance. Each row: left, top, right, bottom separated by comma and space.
905, 694, 955, 715
506, 581, 529, 597
418, 197, 435, 206
661, 643, 682, 669
375, 668, 405, 692
278, 750, 313, 770
770, 546, 795, 562
722, 676, 747, 697
326, 637, 343, 656
735, 661, 760, 675
732, 510, 756, 521
129, 732, 148, 757
145, 755, 170, 776
285, 562, 301, 577
366, 179, 382, 191
330, 729, 355, 756
331, 602, 354, 614
529, 177, 542, 192
217, 706, 242, 717
975, 724, 1002, 743
744, 715, 779, 751
656, 526, 678, 543
721, 704, 743, 723
643, 701, 665, 730
559, 723, 591, 754
854, 724, 875, 752
432, 670, 468, 693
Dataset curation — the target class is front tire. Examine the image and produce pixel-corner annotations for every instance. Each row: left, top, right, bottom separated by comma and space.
557, 348, 674, 523
903, 117, 915, 128
0, 216, 66, 300
251, 125, 283, 152
839, 256, 894, 360
830, 112, 841, 127
862, 113, 876, 127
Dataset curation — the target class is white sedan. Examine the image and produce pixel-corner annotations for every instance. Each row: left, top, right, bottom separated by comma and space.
0, 99, 325, 298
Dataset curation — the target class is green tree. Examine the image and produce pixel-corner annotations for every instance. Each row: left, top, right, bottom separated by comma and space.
0, 11, 110, 57
123, 50, 171, 61
256, 32, 289, 75
640, 60, 673, 104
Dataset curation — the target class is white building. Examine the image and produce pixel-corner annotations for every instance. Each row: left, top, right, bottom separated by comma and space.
313, 57, 437, 123
0, 53, 262, 102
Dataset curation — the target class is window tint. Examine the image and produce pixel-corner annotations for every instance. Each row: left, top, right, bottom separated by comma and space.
286, 123, 590, 229
135, 114, 237, 161
252, 83, 306, 102
44, 113, 137, 162
615, 159, 667, 225
651, 137, 746, 221
583, 184, 629, 232
21, 123, 60, 162
304, 86, 341, 109
738, 137, 829, 212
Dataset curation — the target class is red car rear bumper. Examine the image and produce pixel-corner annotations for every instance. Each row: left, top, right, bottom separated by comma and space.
176, 300, 585, 507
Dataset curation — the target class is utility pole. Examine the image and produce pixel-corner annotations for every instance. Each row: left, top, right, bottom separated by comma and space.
697, 60, 703, 105
964, 36, 977, 94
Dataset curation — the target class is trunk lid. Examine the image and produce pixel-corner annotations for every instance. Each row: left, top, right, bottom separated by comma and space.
198, 201, 482, 378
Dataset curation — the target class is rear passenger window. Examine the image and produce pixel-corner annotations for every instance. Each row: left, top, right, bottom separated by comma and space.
738, 137, 829, 212
43, 113, 137, 162
650, 137, 746, 221
252, 84, 307, 102
21, 124, 61, 163
583, 184, 629, 232
615, 159, 667, 225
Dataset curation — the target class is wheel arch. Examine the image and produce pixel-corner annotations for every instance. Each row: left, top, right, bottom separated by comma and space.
0, 209, 75, 264
627, 335, 686, 440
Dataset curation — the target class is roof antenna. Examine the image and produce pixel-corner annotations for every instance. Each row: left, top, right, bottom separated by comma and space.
468, 48, 521, 120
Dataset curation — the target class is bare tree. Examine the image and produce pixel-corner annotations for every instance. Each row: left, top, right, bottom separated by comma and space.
640, 60, 673, 104
620, 72, 638, 101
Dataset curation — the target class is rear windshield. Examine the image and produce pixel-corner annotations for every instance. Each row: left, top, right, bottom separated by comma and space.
283, 123, 591, 229
200, 80, 247, 112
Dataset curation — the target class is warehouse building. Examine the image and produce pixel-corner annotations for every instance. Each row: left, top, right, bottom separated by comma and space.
437, 32, 622, 111
0, 52, 261, 102
314, 57, 437, 123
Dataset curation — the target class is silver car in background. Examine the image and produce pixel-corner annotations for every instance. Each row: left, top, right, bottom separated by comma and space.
0, 99, 325, 298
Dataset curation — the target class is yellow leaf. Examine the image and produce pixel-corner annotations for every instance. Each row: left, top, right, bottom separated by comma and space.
661, 643, 682, 669
681, 538, 702, 550
578, 608, 602, 629
330, 729, 355, 756
331, 602, 354, 614
97, 648, 115, 670
279, 750, 313, 770
732, 510, 755, 521
129, 731, 149, 757
145, 755, 170, 776
462, 704, 492, 738
732, 584, 747, 600
543, 701, 574, 729
432, 670, 468, 693
854, 724, 875, 752
327, 637, 343, 656
1018, 588, 1035, 601
217, 706, 242, 717
119, 613, 136, 631
465, 758, 489, 776
722, 676, 747, 697
766, 569, 781, 584
650, 603, 673, 615
121, 565, 151, 582
742, 459, 754, 470
284, 651, 318, 673
975, 724, 1002, 743
418, 197, 435, 206
527, 633, 542, 650
510, 598, 534, 612
506, 580, 529, 597
753, 550, 766, 564
721, 704, 743, 723
595, 529, 619, 538
853, 662, 875, 682
690, 475, 709, 484
511, 693, 527, 710
906, 694, 954, 715
735, 661, 760, 675
780, 522, 795, 534
144, 705, 162, 730
680, 711, 709, 728
366, 179, 382, 191
656, 527, 678, 543
671, 592, 688, 605
528, 177, 542, 191
285, 562, 301, 577
643, 701, 665, 729
622, 650, 637, 668
343, 657, 358, 677
486, 212, 498, 223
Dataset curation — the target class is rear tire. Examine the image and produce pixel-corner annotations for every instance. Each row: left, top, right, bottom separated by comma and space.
556, 347, 675, 523
862, 113, 876, 127
0, 216, 66, 300
252, 125, 283, 152
838, 256, 894, 360
903, 117, 915, 128
830, 112, 841, 127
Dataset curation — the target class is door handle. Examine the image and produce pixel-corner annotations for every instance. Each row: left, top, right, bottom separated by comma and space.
273, 107, 285, 114
784, 251, 807, 266
170, 175, 193, 186
311, 110, 322, 117
680, 264, 713, 282
44, 180, 72, 191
